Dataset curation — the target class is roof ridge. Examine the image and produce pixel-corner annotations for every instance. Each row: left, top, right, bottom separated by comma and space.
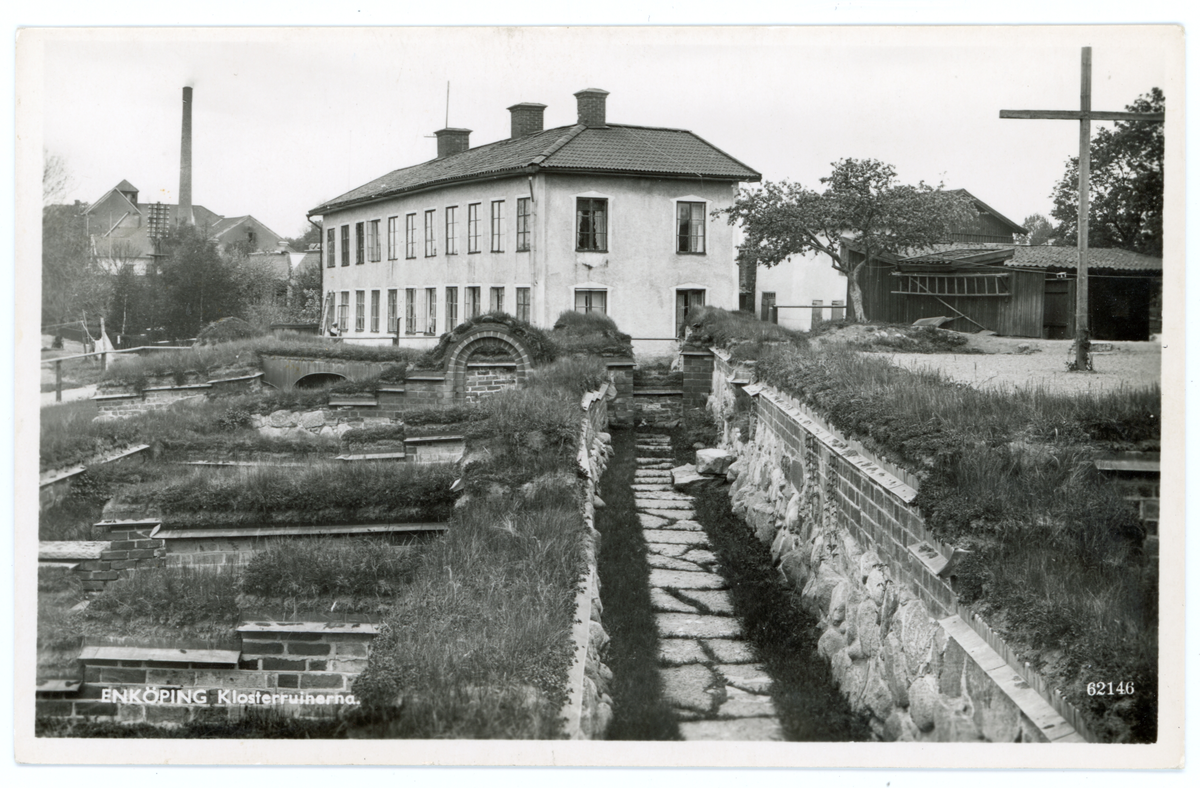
532, 124, 587, 164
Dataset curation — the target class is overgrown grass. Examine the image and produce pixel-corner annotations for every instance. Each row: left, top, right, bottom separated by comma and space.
110, 461, 457, 527
549, 310, 634, 358
348, 478, 585, 738
86, 566, 242, 627
527, 354, 610, 399
38, 396, 343, 471
241, 538, 422, 613
750, 341, 1160, 742
100, 333, 424, 390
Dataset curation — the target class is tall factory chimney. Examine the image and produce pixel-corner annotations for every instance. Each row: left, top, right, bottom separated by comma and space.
179, 86, 194, 226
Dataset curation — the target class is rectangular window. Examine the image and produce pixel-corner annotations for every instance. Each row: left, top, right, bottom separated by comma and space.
387, 216, 398, 260
490, 200, 505, 253
490, 286, 504, 313
445, 206, 458, 255
368, 220, 381, 262
338, 291, 350, 331
340, 225, 350, 266
424, 210, 437, 257
425, 287, 437, 335
387, 289, 398, 334
676, 201, 706, 254
326, 228, 335, 267
355, 290, 365, 331
676, 289, 705, 338
405, 214, 416, 259
516, 287, 530, 322
576, 198, 607, 251
445, 286, 459, 329
574, 289, 607, 314
466, 286, 481, 319
516, 197, 531, 252
467, 203, 481, 253
405, 288, 416, 334
370, 290, 380, 332
355, 222, 365, 265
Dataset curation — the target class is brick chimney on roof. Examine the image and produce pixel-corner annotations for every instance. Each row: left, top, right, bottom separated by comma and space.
508, 103, 547, 138
574, 88, 609, 128
434, 128, 471, 159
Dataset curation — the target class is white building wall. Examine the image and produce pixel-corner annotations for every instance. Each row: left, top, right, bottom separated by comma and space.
755, 250, 849, 332
319, 172, 740, 349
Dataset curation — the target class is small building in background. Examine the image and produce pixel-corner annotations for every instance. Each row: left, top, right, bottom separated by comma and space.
83, 179, 285, 273
854, 243, 1162, 341
753, 189, 1027, 333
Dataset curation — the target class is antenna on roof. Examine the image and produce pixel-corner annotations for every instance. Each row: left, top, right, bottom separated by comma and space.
445, 81, 450, 128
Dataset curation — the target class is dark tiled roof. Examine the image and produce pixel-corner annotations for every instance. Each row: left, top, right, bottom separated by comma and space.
1007, 245, 1161, 272
900, 247, 1015, 265
899, 242, 1161, 272
311, 123, 760, 215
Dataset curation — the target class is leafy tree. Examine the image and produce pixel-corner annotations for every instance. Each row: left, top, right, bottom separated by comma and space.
1021, 213, 1055, 246
720, 158, 975, 321
1050, 88, 1164, 257
157, 224, 242, 338
42, 151, 110, 334
284, 223, 323, 253
42, 202, 112, 333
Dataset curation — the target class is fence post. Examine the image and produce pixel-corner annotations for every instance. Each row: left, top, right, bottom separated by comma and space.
55, 359, 63, 403
831, 299, 845, 322
769, 305, 779, 324
811, 299, 824, 331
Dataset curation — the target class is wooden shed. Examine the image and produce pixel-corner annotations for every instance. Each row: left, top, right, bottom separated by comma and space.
852, 242, 1162, 341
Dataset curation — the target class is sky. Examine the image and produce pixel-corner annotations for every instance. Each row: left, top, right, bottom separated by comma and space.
31, 25, 1178, 242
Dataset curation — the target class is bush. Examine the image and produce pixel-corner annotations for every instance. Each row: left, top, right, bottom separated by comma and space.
683, 305, 803, 352
549, 310, 633, 358
196, 317, 261, 345
527, 355, 610, 399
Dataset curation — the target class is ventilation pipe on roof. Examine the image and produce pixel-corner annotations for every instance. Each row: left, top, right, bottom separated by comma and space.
574, 88, 609, 128
508, 103, 547, 138
434, 128, 472, 159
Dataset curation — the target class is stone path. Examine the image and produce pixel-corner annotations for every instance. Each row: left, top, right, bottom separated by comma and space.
633, 432, 784, 741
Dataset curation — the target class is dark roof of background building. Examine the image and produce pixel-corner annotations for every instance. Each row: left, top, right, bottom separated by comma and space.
311, 123, 761, 215
946, 189, 1026, 235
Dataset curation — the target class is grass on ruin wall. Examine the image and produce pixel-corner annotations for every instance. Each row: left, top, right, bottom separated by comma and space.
347, 357, 606, 738
108, 461, 457, 527
39, 538, 421, 681
99, 333, 424, 390
751, 341, 1160, 742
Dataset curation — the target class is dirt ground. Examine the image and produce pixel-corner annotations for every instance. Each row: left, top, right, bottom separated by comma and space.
831, 327, 1162, 395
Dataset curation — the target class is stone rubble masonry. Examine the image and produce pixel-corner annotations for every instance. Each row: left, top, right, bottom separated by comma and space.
95, 374, 263, 420
563, 385, 615, 740
705, 348, 1087, 743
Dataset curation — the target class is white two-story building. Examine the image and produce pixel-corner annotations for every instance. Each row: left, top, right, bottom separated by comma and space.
308, 88, 760, 351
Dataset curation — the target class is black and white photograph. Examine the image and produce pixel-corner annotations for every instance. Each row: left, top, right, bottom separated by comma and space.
11, 18, 1187, 773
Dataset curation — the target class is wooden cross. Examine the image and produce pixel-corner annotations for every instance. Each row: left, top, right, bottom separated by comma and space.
1000, 47, 1164, 369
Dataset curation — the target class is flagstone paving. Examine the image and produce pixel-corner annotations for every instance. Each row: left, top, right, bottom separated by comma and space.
631, 429, 782, 741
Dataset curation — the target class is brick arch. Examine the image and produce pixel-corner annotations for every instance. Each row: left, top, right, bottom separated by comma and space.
443, 324, 536, 401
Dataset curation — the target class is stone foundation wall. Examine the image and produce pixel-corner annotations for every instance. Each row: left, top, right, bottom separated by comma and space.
706, 352, 1088, 743
565, 385, 615, 739
95, 375, 263, 420
630, 391, 683, 426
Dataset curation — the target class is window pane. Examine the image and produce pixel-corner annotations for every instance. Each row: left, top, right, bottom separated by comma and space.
446, 286, 458, 328
405, 288, 416, 334
516, 287, 530, 322
446, 207, 458, 255
426, 288, 437, 334
326, 228, 335, 267
387, 289, 398, 334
